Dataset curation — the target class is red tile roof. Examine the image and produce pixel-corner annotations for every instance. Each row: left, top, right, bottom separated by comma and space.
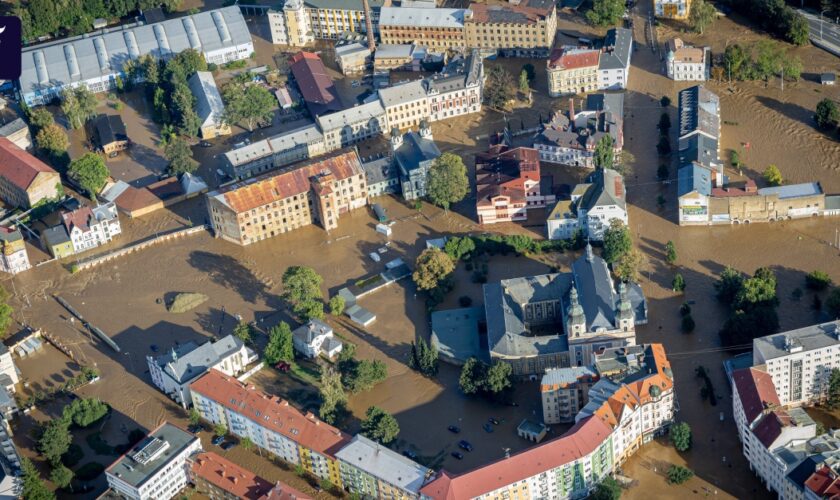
289, 52, 343, 116
261, 482, 313, 500
733, 367, 780, 424
190, 452, 275, 499
548, 49, 600, 70
420, 416, 613, 499
0, 137, 58, 191
467, 0, 554, 23
752, 410, 789, 449
190, 370, 351, 458
806, 466, 840, 498
61, 206, 94, 233
475, 146, 541, 208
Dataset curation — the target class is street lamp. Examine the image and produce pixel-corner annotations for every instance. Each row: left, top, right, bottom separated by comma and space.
124, 352, 135, 372
821, 9, 829, 41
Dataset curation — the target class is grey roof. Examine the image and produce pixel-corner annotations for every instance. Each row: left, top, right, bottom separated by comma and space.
0, 118, 27, 138
757, 183, 822, 200
826, 195, 840, 211
91, 202, 119, 223
335, 435, 431, 494
379, 7, 466, 28
375, 44, 415, 60
578, 378, 622, 420
292, 319, 333, 344
678, 134, 719, 171
598, 28, 632, 70
362, 156, 397, 186
426, 49, 482, 94
188, 71, 226, 130
754, 321, 840, 362
379, 79, 428, 108
335, 43, 371, 59
42, 225, 71, 246
94, 114, 128, 146
106, 423, 198, 488
541, 366, 598, 387
586, 92, 624, 117
431, 306, 486, 363
678, 85, 719, 140
19, 6, 252, 100
316, 101, 385, 132
154, 334, 245, 384
346, 304, 376, 325
395, 131, 440, 175
223, 123, 322, 168
786, 455, 822, 488
578, 168, 626, 211
594, 344, 664, 384
677, 163, 712, 197
570, 244, 617, 331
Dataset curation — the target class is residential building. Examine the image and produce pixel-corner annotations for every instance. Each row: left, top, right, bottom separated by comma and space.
290, 52, 343, 118
0, 138, 62, 209
19, 6, 254, 106
547, 168, 628, 241
146, 334, 257, 409
190, 370, 351, 487
475, 144, 555, 225
0, 420, 20, 474
188, 71, 232, 139
391, 122, 440, 201
363, 156, 400, 197
541, 366, 599, 424
335, 43, 372, 75
598, 28, 633, 90
534, 93, 624, 169
655, 0, 691, 20
0, 345, 18, 394
379, 79, 431, 131
188, 451, 311, 499
0, 115, 31, 151
105, 422, 202, 500
678, 84, 720, 143
0, 227, 30, 275
666, 38, 709, 81
425, 50, 483, 123
317, 101, 388, 151
273, 0, 388, 47
207, 149, 368, 245
221, 123, 326, 181
60, 202, 121, 254
482, 244, 647, 376
94, 114, 129, 156
547, 48, 601, 97
267, 8, 290, 45
379, 7, 467, 50
464, 0, 558, 56
335, 435, 431, 499
41, 225, 74, 259
292, 320, 344, 359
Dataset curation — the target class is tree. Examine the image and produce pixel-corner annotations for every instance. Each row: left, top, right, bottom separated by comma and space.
21, 457, 55, 500
787, 13, 810, 46
660, 96, 671, 107
0, 287, 13, 337
409, 338, 439, 377
264, 322, 294, 365
672, 273, 686, 293
664, 241, 677, 265
428, 152, 469, 211
754, 40, 784, 81
172, 84, 201, 137
657, 164, 669, 182
35, 123, 69, 154
459, 357, 488, 395
484, 66, 515, 110
763, 165, 783, 186
61, 87, 97, 129
39, 420, 72, 463
164, 136, 198, 176
715, 266, 744, 303
615, 248, 644, 283
518, 70, 530, 94
827, 288, 840, 318
667, 465, 694, 484
361, 406, 400, 444
657, 135, 671, 155
603, 219, 632, 263
689, 0, 717, 34
344, 360, 387, 393
63, 398, 109, 427
319, 368, 347, 424
829, 368, 840, 410
68, 152, 109, 198
736, 267, 778, 309
593, 134, 615, 170
815, 99, 840, 130
658, 112, 671, 133
523, 63, 536, 82
223, 82, 276, 131
731, 150, 741, 168
29, 107, 55, 131
413, 248, 455, 291
681, 314, 696, 332
586, 0, 625, 26
214, 423, 227, 437
233, 321, 252, 344
783, 56, 803, 81
50, 463, 74, 490
591, 477, 622, 500
329, 296, 345, 316
670, 422, 692, 451
444, 236, 476, 261
189, 407, 201, 426
485, 362, 512, 393
806, 271, 833, 291
282, 266, 324, 321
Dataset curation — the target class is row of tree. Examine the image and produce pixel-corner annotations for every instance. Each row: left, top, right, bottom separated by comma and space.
458, 357, 513, 400
725, 0, 810, 45
720, 42, 803, 83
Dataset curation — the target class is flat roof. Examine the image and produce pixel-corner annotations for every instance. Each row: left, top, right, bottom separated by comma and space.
754, 322, 840, 362
335, 435, 431, 494
757, 182, 822, 200
106, 423, 198, 488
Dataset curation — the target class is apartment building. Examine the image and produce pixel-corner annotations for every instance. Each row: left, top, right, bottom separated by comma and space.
0, 226, 30, 275
105, 423, 202, 500
60, 202, 121, 254
0, 138, 62, 209
425, 50, 484, 122
188, 451, 311, 500
547, 48, 601, 97
379, 7, 467, 50
541, 366, 599, 424
317, 101, 389, 151
273, 0, 389, 47
207, 150, 368, 245
666, 38, 709, 81
221, 123, 326, 180
464, 0, 558, 56
475, 144, 555, 225
190, 370, 351, 487
267, 8, 290, 45
599, 28, 633, 90
654, 0, 692, 20
379, 79, 431, 131
547, 168, 628, 241
336, 435, 432, 499
188, 71, 232, 139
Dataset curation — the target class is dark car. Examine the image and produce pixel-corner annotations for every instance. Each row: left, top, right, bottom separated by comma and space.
483, 423, 494, 433
212, 436, 224, 446
188, 424, 201, 434
402, 450, 418, 460
451, 451, 464, 460
447, 425, 461, 434
221, 441, 235, 450
488, 417, 500, 425
458, 440, 473, 452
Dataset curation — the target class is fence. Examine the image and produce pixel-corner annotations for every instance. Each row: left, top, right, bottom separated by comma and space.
54, 295, 121, 353
74, 225, 208, 272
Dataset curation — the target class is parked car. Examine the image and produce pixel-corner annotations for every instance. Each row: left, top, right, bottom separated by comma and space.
458, 440, 473, 452
200, 141, 212, 147
451, 451, 464, 460
488, 417, 500, 425
188, 424, 202, 433
447, 425, 461, 434
275, 361, 291, 372
483, 423, 494, 433
402, 450, 418, 460
221, 441, 235, 450
212, 436, 224, 446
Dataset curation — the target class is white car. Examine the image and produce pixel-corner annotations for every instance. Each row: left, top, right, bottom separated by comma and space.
369, 252, 381, 262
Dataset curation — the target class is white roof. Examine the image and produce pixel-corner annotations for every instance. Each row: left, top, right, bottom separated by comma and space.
188, 71, 226, 129
379, 7, 466, 29
375, 44, 416, 60
223, 123, 322, 167
316, 101, 385, 132
335, 435, 431, 494
378, 79, 427, 108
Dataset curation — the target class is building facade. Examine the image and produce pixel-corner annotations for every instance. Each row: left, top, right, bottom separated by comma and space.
547, 49, 600, 97
464, 0, 557, 56
598, 28, 633, 90
292, 319, 344, 359
0, 138, 62, 209
221, 123, 326, 181
336, 435, 432, 499
666, 38, 709, 81
318, 101, 389, 151
60, 203, 121, 254
475, 144, 555, 225
379, 79, 432, 131
541, 366, 599, 424
272, 0, 387, 47
188, 71, 232, 139
425, 50, 484, 122
0, 227, 30, 275
379, 7, 466, 50
654, 0, 691, 19
188, 451, 310, 500
392, 123, 440, 201
547, 168, 628, 241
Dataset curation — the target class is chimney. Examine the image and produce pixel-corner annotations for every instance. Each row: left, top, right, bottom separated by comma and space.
568, 98, 575, 131
362, 0, 375, 52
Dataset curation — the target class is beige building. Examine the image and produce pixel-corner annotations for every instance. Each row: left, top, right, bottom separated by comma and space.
317, 101, 389, 151
541, 366, 599, 424
207, 149, 368, 245
378, 7, 466, 50
654, 0, 691, 19
276, 0, 390, 47
188, 71, 232, 139
464, 0, 558, 56
221, 123, 326, 180
0, 138, 62, 209
378, 79, 431, 131
547, 48, 601, 96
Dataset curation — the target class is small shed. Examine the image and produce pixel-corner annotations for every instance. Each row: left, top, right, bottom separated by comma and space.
821, 73, 836, 85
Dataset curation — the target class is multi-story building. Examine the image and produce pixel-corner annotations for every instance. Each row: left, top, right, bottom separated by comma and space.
273, 0, 389, 47
379, 7, 467, 50
188, 451, 311, 499
0, 226, 30, 275
547, 48, 601, 97
190, 369, 351, 487
318, 101, 389, 152
221, 123, 326, 180
336, 435, 431, 499
666, 38, 709, 81
335, 42, 372, 75
475, 144, 555, 225
60, 202, 121, 254
290, 51, 344, 118
379, 79, 431, 131
392, 123, 440, 201
207, 149, 368, 245
598, 28, 633, 90
424, 49, 484, 122
0, 113, 32, 151
654, 0, 691, 20
146, 334, 257, 409
547, 168, 628, 241
188, 71, 232, 139
464, 0, 557, 57
105, 422, 202, 500
19, 6, 254, 106
374, 44, 425, 72
267, 8, 290, 45
292, 319, 344, 359
541, 366, 599, 424
0, 138, 62, 209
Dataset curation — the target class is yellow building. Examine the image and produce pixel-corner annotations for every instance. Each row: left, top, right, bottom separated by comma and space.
0, 137, 62, 209
547, 48, 601, 97
654, 0, 691, 19
465, 0, 558, 56
277, 0, 391, 46
378, 7, 466, 50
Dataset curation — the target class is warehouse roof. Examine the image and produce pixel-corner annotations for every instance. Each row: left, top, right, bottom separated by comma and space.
379, 7, 467, 28
188, 71, 226, 131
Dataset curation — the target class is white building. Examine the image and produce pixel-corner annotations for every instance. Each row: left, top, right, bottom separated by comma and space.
426, 50, 483, 122
598, 28, 633, 90
19, 6, 254, 106
379, 79, 431, 131
61, 202, 121, 254
146, 335, 256, 409
0, 345, 18, 394
106, 423, 201, 500
0, 226, 30, 275
335, 43, 372, 75
292, 320, 343, 359
267, 8, 290, 45
188, 71, 231, 139
336, 435, 432, 499
666, 38, 709, 81
547, 168, 628, 241
317, 101, 389, 151
654, 0, 691, 19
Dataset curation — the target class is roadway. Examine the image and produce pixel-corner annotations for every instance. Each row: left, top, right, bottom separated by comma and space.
797, 9, 840, 57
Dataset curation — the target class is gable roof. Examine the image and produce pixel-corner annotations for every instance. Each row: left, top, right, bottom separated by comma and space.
578, 168, 625, 211
394, 131, 441, 174
292, 320, 332, 345
733, 367, 780, 423
677, 162, 712, 198
678, 85, 719, 140
154, 334, 246, 384
570, 244, 618, 331
61, 206, 95, 233
289, 52, 343, 117
475, 146, 540, 208
599, 28, 632, 70
94, 114, 128, 146
189, 71, 227, 129
190, 452, 276, 499
548, 48, 600, 70
0, 137, 57, 192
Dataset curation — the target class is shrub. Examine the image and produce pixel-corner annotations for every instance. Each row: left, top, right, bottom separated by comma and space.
806, 271, 833, 291
669, 422, 692, 451
667, 465, 694, 484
